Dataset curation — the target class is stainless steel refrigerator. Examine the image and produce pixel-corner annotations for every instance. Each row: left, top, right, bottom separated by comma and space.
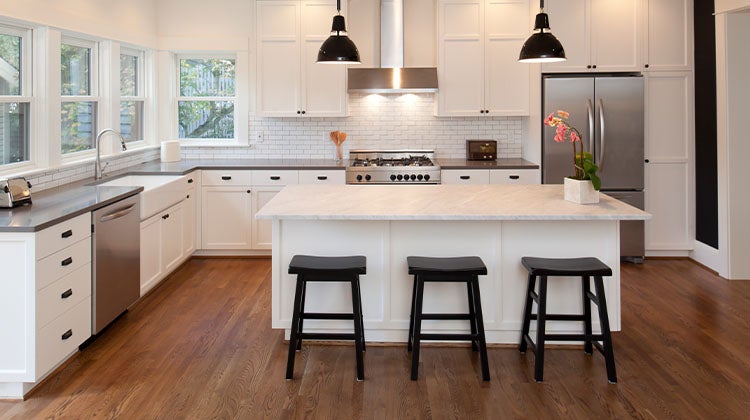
542, 73, 645, 261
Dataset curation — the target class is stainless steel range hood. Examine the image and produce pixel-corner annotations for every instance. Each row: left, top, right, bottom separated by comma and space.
347, 0, 438, 93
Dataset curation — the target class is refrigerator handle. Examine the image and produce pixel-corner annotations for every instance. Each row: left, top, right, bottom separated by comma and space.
598, 98, 605, 170
587, 99, 594, 153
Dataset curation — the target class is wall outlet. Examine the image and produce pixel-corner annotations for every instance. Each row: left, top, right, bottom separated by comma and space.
256, 131, 264, 143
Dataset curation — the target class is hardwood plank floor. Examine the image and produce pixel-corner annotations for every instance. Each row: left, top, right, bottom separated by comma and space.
2, 258, 749, 419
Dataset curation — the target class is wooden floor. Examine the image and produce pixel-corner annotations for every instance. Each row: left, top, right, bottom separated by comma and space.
2, 258, 749, 419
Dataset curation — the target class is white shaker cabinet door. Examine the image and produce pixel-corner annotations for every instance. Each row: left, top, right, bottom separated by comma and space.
161, 202, 185, 274
590, 0, 641, 72
201, 187, 253, 250
541, 0, 590, 73
251, 187, 284, 250
140, 214, 163, 295
257, 1, 301, 116
645, 0, 692, 71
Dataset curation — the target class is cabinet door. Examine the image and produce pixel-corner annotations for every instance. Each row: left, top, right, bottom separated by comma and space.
298, 170, 346, 184
441, 169, 490, 184
437, 0, 485, 116
201, 187, 253, 249
645, 0, 692, 71
140, 215, 163, 295
252, 187, 283, 250
484, 0, 530, 116
644, 72, 692, 251
301, 0, 347, 116
541, 0, 591, 73
489, 169, 540, 184
257, 1, 301, 116
183, 181, 197, 256
590, 0, 641, 71
162, 203, 185, 273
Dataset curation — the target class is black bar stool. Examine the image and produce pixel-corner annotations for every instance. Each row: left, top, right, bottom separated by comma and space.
286, 255, 366, 381
519, 256, 617, 383
407, 256, 490, 381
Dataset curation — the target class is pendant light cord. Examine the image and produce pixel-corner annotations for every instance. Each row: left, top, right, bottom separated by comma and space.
539, 0, 544, 12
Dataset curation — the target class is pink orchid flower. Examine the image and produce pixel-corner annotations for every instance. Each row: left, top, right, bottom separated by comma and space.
554, 123, 568, 143
570, 131, 580, 143
544, 113, 556, 127
557, 110, 570, 119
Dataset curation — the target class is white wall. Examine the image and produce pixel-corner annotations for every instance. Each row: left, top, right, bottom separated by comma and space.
0, 0, 157, 48
715, 0, 750, 13
156, 0, 253, 51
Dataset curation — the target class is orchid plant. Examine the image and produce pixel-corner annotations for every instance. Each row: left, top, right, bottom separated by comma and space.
544, 110, 601, 190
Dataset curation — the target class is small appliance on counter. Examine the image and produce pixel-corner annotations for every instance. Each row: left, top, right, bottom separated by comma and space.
0, 177, 32, 208
466, 140, 497, 161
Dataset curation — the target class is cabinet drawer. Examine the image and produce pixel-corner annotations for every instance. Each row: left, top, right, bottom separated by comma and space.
37, 264, 91, 329
201, 170, 253, 186
441, 170, 490, 184
36, 238, 91, 291
298, 170, 345, 184
489, 169, 540, 185
35, 213, 91, 260
252, 170, 299, 186
36, 296, 91, 379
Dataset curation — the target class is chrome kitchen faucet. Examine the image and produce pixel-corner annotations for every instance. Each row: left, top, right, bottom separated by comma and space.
94, 129, 127, 180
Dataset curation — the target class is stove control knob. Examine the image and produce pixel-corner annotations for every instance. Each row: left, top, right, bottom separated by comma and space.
410, 174, 417, 180
417, 174, 424, 180
397, 174, 403, 181
365, 174, 372, 181
424, 174, 430, 181
390, 174, 397, 181
356, 174, 363, 181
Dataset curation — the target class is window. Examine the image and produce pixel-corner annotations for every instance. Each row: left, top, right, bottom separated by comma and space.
0, 25, 31, 167
61, 38, 98, 154
120, 48, 144, 143
177, 57, 235, 140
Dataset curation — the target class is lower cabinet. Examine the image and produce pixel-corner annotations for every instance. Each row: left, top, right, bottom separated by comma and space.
442, 168, 540, 185
251, 187, 283, 250
201, 186, 253, 250
140, 201, 187, 295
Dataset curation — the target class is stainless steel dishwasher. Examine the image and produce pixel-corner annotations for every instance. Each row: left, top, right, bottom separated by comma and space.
92, 194, 140, 334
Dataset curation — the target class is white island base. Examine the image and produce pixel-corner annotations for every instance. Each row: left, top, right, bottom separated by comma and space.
259, 185, 650, 344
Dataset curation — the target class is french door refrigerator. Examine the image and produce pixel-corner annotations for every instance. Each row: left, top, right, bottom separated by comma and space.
542, 73, 645, 261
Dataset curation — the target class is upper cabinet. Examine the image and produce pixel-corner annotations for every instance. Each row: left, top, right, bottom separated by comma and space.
256, 0, 348, 117
644, 0, 693, 71
542, 0, 642, 73
437, 0, 531, 117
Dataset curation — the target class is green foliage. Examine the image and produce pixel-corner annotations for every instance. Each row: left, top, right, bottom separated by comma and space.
576, 151, 601, 190
178, 58, 236, 139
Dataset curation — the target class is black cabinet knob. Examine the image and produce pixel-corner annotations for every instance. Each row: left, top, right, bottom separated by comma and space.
645, 64, 650, 68
587, 65, 592, 69
297, 110, 301, 114
644, 159, 650, 163
592, 64, 597, 69
301, 110, 306, 114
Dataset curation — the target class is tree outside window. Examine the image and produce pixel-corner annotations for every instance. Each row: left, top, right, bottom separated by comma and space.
0, 29, 30, 166
120, 50, 144, 143
178, 57, 235, 139
61, 41, 98, 154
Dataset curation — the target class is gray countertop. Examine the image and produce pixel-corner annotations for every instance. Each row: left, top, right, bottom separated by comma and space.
0, 157, 539, 232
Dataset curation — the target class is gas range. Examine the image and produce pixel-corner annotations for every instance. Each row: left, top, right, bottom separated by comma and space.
346, 150, 441, 184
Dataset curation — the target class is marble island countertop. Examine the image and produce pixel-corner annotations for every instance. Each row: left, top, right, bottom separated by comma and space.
255, 184, 651, 221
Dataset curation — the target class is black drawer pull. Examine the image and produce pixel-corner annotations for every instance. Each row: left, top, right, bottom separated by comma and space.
221, 176, 232, 180
317, 176, 328, 180
61, 257, 73, 266
61, 329, 73, 340
187, 194, 190, 199
509, 175, 520, 180
187, 178, 194, 183
162, 214, 170, 220
460, 175, 471, 180
270, 176, 281, 180
61, 289, 73, 299
61, 230, 73, 238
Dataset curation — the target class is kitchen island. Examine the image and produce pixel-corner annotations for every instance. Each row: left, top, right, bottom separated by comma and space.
255, 184, 650, 343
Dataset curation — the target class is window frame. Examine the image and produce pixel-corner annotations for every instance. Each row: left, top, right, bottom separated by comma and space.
119, 46, 146, 145
60, 35, 100, 159
175, 53, 247, 145
0, 23, 34, 174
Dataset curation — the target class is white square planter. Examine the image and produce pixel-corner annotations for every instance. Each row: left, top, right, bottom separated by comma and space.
564, 177, 600, 204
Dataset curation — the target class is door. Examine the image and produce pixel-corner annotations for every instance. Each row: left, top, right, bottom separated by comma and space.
594, 76, 644, 190
542, 76, 595, 184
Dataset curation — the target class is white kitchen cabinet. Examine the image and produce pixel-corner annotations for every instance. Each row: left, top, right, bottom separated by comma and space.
542, 0, 641, 73
183, 173, 199, 256
252, 187, 284, 249
256, 0, 347, 117
644, 71, 693, 253
201, 186, 253, 250
442, 168, 540, 184
441, 169, 491, 184
644, 0, 692, 71
140, 201, 186, 295
489, 168, 540, 184
298, 169, 346, 184
437, 0, 530, 116
0, 213, 92, 398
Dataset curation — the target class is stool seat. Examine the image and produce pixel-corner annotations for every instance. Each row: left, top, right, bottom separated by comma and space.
521, 257, 612, 277
289, 255, 366, 275
407, 256, 488, 276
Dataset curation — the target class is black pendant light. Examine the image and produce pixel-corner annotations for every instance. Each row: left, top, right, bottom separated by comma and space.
518, 0, 566, 63
317, 0, 361, 64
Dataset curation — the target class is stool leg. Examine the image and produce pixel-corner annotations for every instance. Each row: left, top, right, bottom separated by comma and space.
357, 277, 366, 352
534, 275, 548, 382
593, 276, 617, 384
351, 277, 365, 381
582, 275, 593, 355
470, 276, 491, 381
296, 280, 307, 351
519, 274, 537, 353
407, 274, 417, 352
286, 276, 305, 380
466, 280, 479, 352
411, 276, 425, 380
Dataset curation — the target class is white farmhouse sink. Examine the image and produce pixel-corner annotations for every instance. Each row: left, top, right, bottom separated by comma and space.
99, 175, 187, 220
